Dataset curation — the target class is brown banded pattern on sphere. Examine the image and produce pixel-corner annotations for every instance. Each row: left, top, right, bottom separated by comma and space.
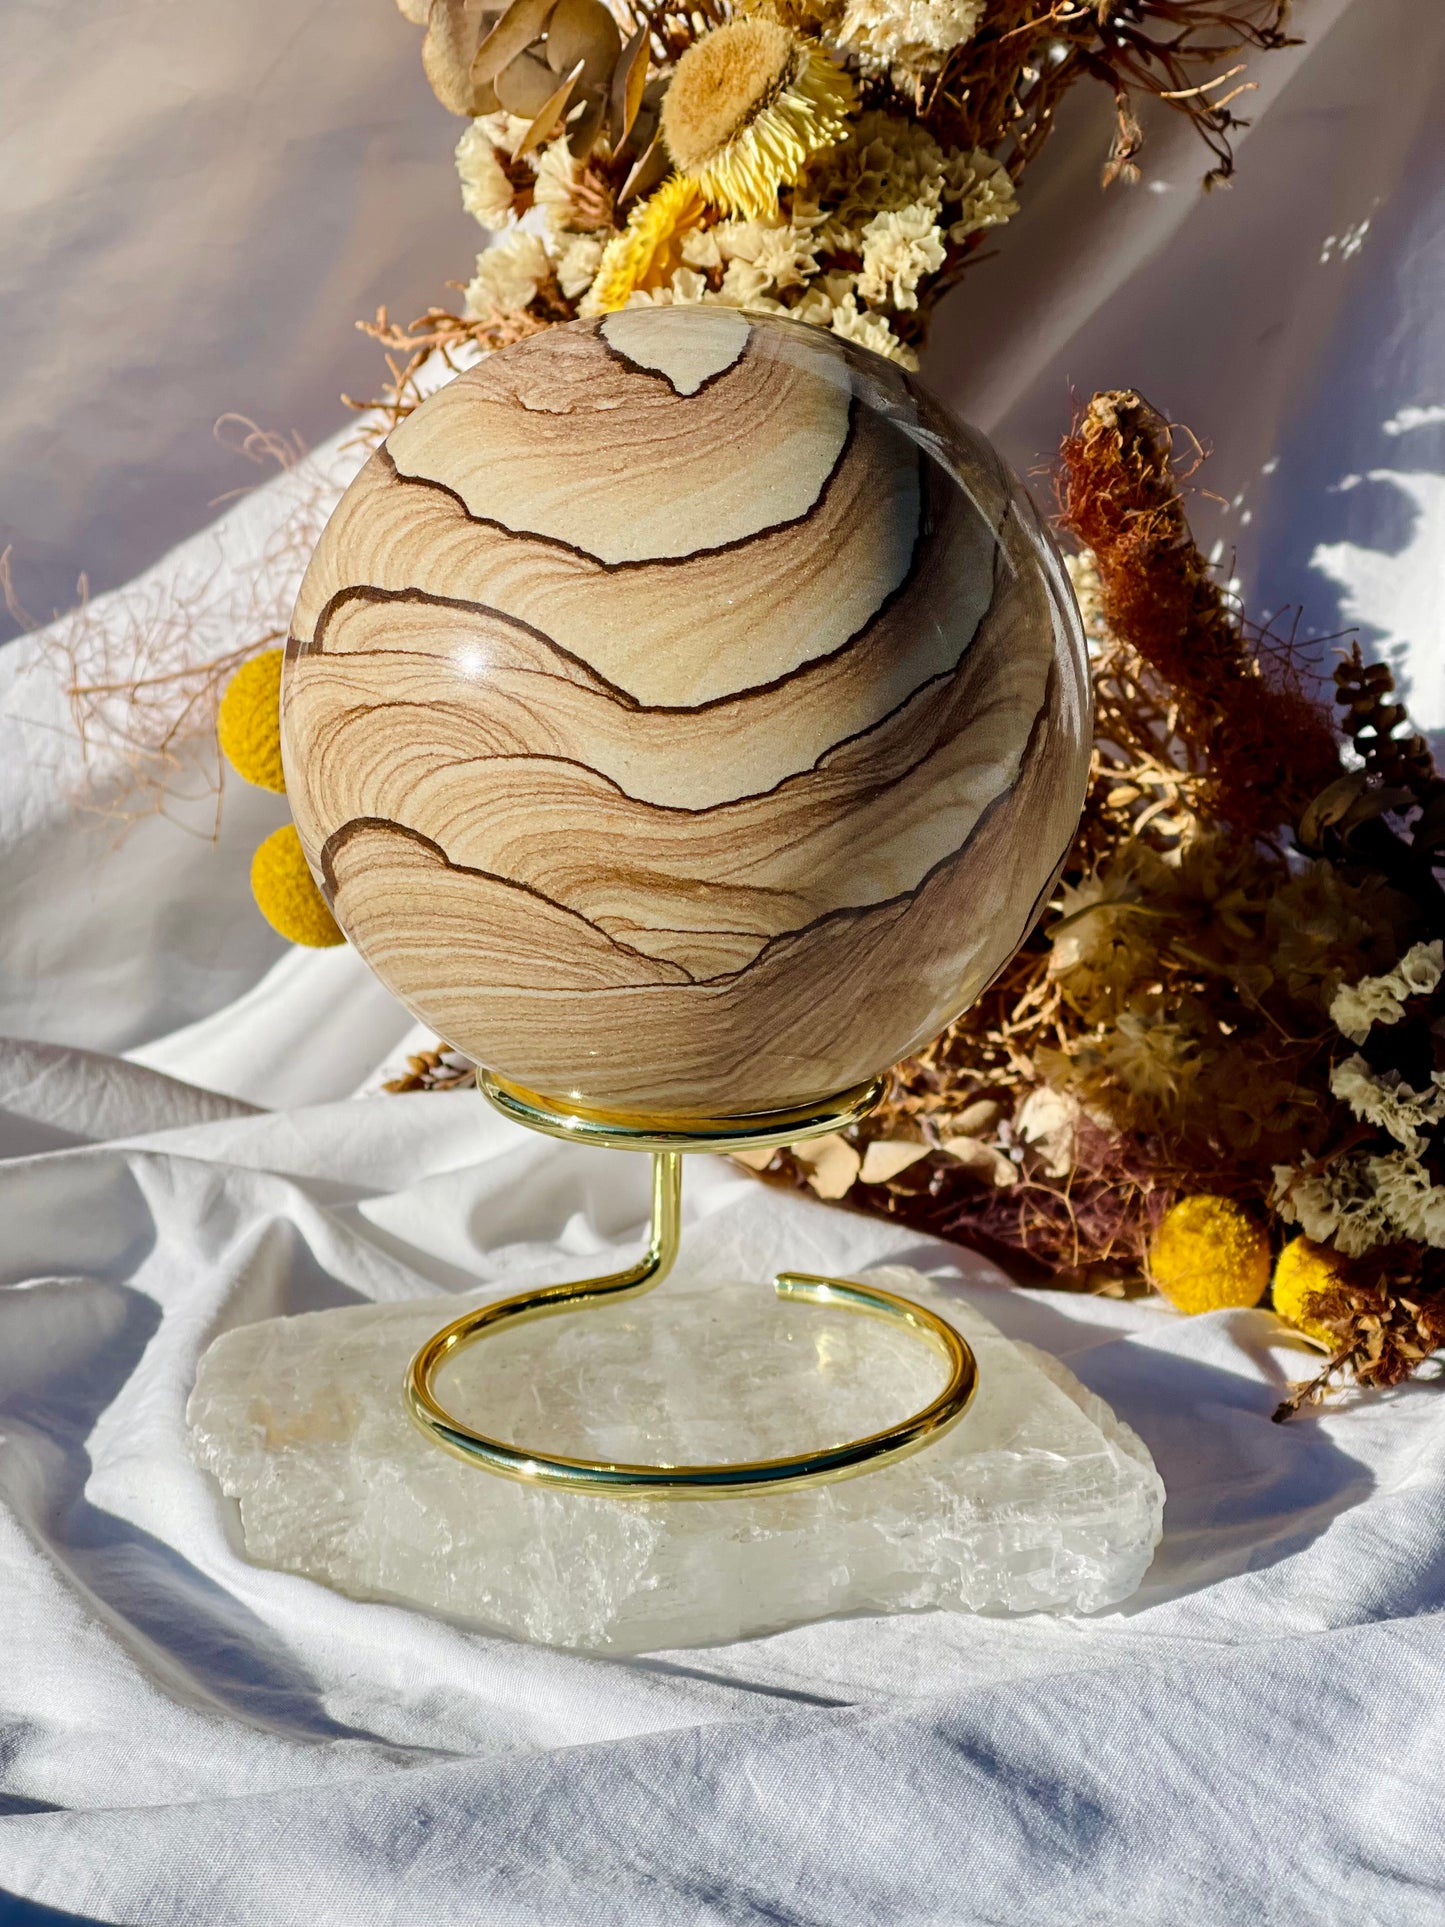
282, 307, 1090, 1120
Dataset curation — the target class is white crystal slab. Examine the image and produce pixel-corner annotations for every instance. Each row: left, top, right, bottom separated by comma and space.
188, 1265, 1164, 1653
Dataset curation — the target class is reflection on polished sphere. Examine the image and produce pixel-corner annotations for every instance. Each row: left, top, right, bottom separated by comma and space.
281, 306, 1090, 1121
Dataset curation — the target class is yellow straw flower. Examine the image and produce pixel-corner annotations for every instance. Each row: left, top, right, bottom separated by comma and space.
251, 824, 344, 948
583, 174, 706, 315
1149, 1195, 1271, 1314
660, 19, 855, 219
1271, 1239, 1345, 1350
217, 648, 286, 793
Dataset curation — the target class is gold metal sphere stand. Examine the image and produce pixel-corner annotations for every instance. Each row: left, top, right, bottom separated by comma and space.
406, 1073, 978, 1498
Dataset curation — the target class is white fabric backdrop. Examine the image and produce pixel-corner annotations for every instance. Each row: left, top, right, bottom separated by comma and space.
4, 0, 1445, 1920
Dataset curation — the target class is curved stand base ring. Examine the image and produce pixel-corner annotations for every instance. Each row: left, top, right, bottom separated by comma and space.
407, 1122, 978, 1498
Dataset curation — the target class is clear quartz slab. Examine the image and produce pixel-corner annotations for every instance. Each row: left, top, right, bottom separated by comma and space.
187, 1265, 1164, 1653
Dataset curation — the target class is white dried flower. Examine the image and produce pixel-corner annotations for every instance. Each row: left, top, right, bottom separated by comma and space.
463, 232, 549, 317
556, 232, 605, 299
1273, 1158, 1381, 1255
455, 121, 517, 230
789, 269, 858, 327
626, 268, 713, 307
715, 218, 820, 291
857, 201, 946, 311
533, 138, 583, 237
1330, 940, 1444, 1042
720, 258, 776, 306
1329, 976, 1406, 1044
943, 147, 1019, 242
839, 0, 984, 70
806, 113, 948, 245
1367, 1152, 1445, 1248
475, 111, 534, 158
1398, 939, 1445, 997
680, 227, 725, 272
829, 293, 918, 369
1329, 1055, 1445, 1155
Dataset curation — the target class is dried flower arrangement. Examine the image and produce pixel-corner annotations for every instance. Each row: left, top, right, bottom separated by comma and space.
348, 0, 1295, 426
748, 392, 1445, 1416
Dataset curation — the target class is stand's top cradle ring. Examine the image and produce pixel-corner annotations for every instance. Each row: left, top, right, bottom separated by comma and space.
405, 1078, 979, 1500
478, 1069, 886, 1153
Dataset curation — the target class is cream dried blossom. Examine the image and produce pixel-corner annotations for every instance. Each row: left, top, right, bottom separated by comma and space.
1273, 1159, 1389, 1257
626, 268, 714, 307
1368, 1152, 1445, 1248
838, 0, 984, 72
1330, 940, 1444, 1042
738, 220, 820, 289
857, 202, 946, 311
556, 233, 606, 299
943, 148, 1019, 242
829, 293, 917, 369
464, 231, 550, 317
1329, 1056, 1445, 1156
455, 120, 517, 230
805, 113, 946, 244
680, 227, 726, 273
1399, 940, 1445, 996
532, 139, 585, 237
788, 269, 858, 326
471, 110, 534, 158
804, 113, 1013, 263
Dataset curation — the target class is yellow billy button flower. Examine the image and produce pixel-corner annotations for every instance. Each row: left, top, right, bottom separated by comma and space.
1271, 1238, 1345, 1351
250, 824, 344, 948
1149, 1195, 1271, 1314
217, 647, 286, 792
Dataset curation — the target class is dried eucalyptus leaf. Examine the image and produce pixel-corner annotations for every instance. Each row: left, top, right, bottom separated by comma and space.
1338, 786, 1419, 835
473, 0, 558, 84
423, 0, 499, 113
396, 0, 431, 23
566, 91, 608, 159
1298, 771, 1369, 850
512, 62, 581, 152
943, 1098, 1002, 1138
617, 133, 667, 207
544, 0, 619, 79
610, 24, 649, 150
495, 46, 567, 117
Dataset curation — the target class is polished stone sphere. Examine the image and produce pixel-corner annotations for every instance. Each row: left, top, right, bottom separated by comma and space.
281, 306, 1090, 1121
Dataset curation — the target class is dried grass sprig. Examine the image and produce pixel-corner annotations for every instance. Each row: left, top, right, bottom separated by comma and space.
15, 421, 333, 832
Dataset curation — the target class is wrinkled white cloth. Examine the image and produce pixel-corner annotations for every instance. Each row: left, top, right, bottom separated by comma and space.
4, 0, 1445, 1919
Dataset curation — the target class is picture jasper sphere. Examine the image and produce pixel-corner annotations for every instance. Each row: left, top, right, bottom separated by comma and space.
282, 307, 1090, 1121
